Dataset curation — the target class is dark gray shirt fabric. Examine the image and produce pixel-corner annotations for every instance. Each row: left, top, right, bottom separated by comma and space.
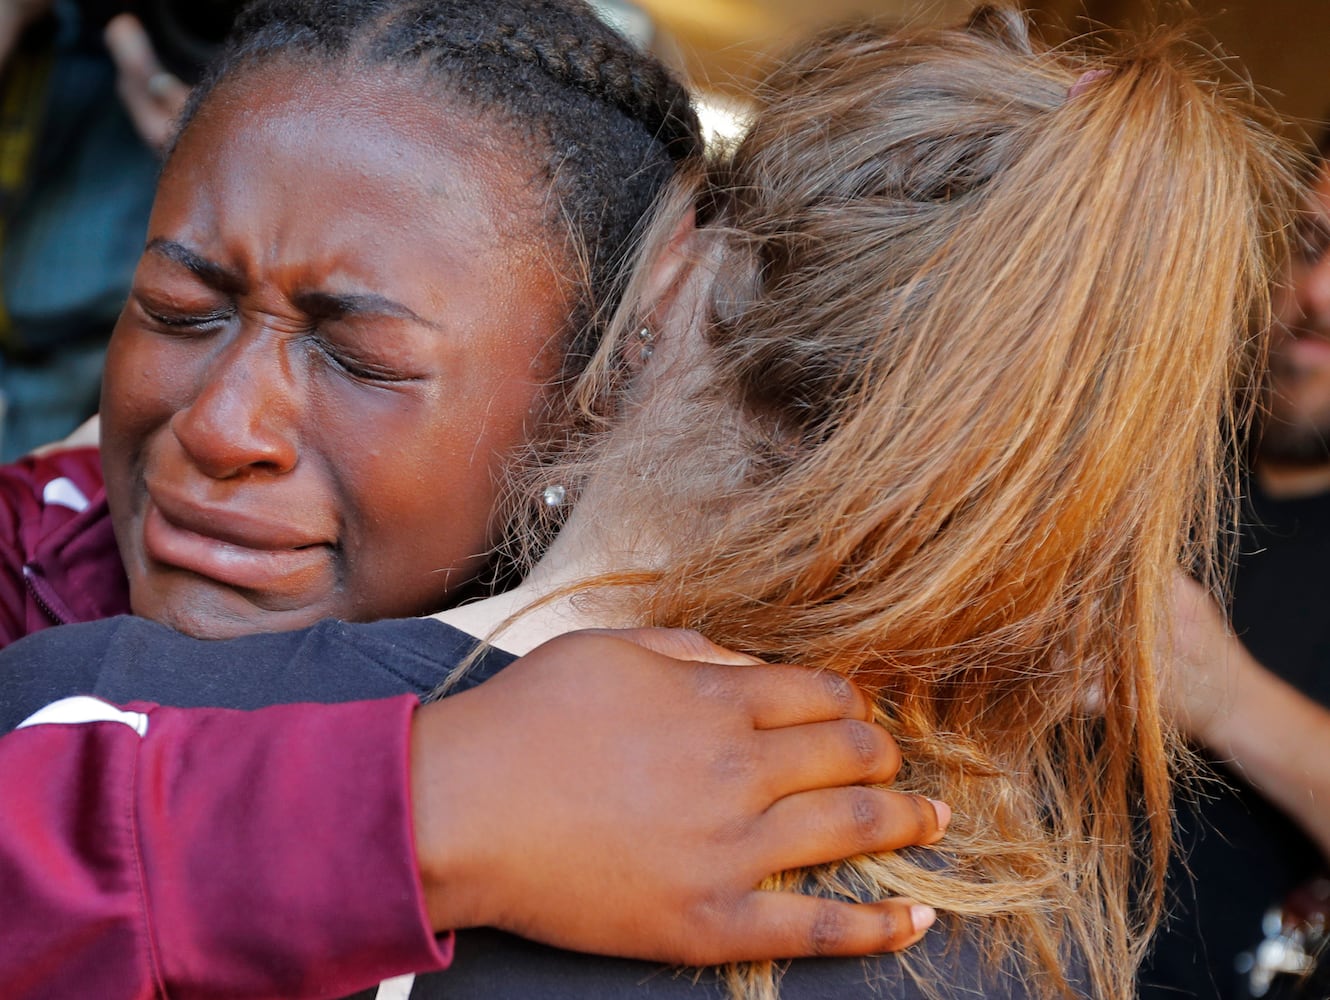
0, 614, 508, 728
368, 923, 1068, 999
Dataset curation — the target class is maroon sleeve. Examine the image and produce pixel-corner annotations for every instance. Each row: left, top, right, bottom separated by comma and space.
1, 695, 451, 999
0, 446, 124, 646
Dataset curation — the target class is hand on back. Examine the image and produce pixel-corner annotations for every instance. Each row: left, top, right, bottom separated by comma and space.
410, 628, 948, 966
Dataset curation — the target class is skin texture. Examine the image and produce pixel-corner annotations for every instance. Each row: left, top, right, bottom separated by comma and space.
102, 61, 570, 638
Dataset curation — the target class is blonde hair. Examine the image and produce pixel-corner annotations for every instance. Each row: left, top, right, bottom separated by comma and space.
504, 5, 1295, 998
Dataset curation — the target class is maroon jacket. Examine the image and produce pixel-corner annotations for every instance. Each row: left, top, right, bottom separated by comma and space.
0, 445, 130, 643
0, 449, 451, 996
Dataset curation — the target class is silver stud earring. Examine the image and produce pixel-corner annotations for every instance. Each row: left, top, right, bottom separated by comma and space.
637, 326, 655, 360
542, 484, 567, 508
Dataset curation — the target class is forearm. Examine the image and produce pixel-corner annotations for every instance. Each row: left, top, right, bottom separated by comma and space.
1197, 655, 1330, 861
2, 696, 448, 999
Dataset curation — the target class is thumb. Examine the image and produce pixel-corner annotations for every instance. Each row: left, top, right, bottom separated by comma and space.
104, 13, 158, 79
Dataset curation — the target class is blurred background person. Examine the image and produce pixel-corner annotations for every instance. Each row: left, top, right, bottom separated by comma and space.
0, 0, 189, 460
1141, 134, 1330, 1000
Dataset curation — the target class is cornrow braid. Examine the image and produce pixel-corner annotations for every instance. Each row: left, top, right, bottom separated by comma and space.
478, 10, 702, 160
176, 0, 702, 373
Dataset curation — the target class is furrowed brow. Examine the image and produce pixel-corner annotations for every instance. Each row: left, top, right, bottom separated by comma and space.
292, 290, 442, 331
146, 239, 246, 294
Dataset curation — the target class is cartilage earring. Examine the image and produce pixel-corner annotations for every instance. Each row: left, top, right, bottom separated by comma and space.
542, 484, 567, 507
637, 326, 655, 360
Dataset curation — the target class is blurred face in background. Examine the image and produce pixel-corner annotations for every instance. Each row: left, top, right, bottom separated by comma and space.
1262, 163, 1330, 469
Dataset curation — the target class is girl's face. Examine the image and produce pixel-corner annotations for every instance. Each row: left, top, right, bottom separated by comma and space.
102, 62, 571, 638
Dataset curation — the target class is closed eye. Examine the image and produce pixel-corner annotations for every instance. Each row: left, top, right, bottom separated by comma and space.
308, 336, 421, 384
140, 304, 234, 332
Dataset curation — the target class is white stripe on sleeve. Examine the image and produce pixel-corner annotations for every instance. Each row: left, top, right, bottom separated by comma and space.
42, 476, 91, 513
16, 696, 149, 737
374, 974, 416, 1000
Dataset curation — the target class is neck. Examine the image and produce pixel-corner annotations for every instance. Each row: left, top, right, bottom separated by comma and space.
437, 256, 716, 653
431, 490, 642, 654
1256, 459, 1330, 500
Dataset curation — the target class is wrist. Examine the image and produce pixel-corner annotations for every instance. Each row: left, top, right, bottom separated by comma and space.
408, 696, 497, 933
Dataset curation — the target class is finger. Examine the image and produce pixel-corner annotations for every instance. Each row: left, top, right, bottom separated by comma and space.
585, 626, 764, 666
695, 892, 937, 963
105, 14, 189, 150
754, 787, 949, 873
104, 14, 159, 80
758, 718, 902, 797
732, 664, 873, 727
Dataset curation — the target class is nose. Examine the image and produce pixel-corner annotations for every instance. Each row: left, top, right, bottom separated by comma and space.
169, 328, 300, 479
1296, 250, 1330, 329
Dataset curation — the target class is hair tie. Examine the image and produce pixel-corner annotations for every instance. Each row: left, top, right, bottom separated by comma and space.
1068, 69, 1110, 100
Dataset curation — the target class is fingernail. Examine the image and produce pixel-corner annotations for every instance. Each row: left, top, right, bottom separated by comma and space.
928, 798, 951, 838
911, 904, 937, 933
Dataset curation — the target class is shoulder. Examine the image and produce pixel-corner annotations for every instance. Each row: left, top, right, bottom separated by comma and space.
0, 446, 105, 541
0, 447, 128, 640
0, 616, 143, 732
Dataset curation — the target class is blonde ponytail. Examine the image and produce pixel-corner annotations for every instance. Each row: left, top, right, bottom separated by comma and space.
513, 6, 1296, 998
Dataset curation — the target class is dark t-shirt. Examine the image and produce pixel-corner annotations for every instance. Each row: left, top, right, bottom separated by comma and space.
0, 614, 511, 729
1140, 483, 1330, 1000
359, 922, 1064, 1000
0, 614, 1081, 999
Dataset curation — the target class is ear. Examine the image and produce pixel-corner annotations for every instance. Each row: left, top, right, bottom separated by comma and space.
642, 206, 698, 326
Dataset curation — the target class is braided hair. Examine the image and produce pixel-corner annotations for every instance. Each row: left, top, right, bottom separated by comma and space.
174, 0, 701, 374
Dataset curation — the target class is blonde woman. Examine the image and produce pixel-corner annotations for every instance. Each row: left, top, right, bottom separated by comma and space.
2, 4, 1293, 998
435, 7, 1291, 997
